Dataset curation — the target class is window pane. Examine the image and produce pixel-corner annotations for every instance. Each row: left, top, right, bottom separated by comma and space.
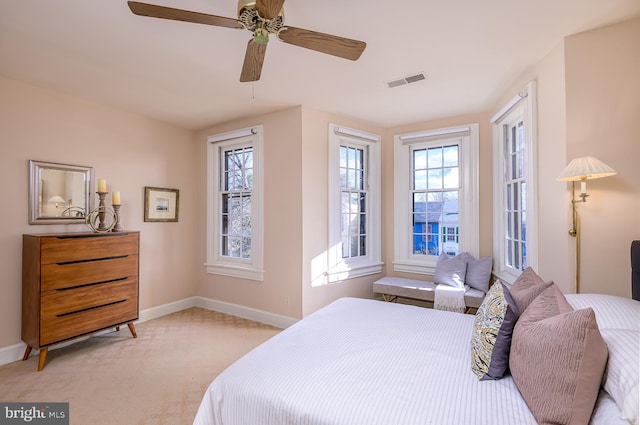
348, 169, 356, 190
443, 145, 458, 167
428, 169, 442, 190
443, 167, 459, 189
414, 149, 427, 170
348, 147, 356, 169
414, 170, 427, 190
244, 168, 253, 190
341, 192, 349, 213
428, 147, 442, 168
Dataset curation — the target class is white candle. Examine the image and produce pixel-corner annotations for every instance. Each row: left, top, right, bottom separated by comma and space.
112, 191, 121, 205
97, 179, 107, 192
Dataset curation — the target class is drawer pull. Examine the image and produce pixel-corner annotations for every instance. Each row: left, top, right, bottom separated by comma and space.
56, 255, 128, 266
56, 299, 127, 317
55, 277, 129, 291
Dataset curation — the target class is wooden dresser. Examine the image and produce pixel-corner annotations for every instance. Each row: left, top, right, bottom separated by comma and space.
22, 231, 139, 371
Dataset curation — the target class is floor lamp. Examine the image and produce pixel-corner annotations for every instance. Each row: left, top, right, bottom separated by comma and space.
557, 156, 616, 293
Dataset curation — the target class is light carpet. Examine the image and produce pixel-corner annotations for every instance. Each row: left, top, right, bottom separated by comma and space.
0, 307, 281, 424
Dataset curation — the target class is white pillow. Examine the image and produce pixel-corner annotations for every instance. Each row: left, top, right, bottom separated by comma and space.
434, 252, 467, 288
599, 329, 639, 425
565, 294, 640, 331
565, 294, 640, 424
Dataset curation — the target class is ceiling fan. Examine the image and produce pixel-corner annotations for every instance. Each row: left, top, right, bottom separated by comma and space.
127, 0, 367, 82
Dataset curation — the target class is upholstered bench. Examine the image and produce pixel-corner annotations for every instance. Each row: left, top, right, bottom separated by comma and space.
373, 276, 486, 310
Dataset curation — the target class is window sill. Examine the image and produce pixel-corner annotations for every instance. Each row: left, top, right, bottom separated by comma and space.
205, 263, 264, 281
326, 261, 383, 283
392, 260, 436, 276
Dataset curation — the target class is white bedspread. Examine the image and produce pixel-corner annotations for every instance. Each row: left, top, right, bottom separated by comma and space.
194, 297, 541, 425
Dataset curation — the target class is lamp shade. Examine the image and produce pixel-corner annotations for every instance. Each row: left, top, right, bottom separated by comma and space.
48, 195, 66, 203
556, 156, 617, 182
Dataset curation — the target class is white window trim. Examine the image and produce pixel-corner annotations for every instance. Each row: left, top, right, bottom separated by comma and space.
205, 125, 264, 281
492, 81, 538, 284
393, 123, 480, 275
327, 123, 382, 282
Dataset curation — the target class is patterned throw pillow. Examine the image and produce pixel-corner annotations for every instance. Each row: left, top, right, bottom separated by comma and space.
471, 281, 520, 380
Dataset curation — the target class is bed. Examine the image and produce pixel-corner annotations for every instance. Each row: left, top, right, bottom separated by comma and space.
194, 266, 640, 425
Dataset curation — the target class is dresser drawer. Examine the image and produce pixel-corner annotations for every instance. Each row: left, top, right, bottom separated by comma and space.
40, 297, 138, 346
40, 232, 138, 264
41, 255, 138, 291
41, 277, 138, 318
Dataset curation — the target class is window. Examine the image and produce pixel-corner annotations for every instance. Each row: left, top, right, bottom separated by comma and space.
328, 124, 382, 282
206, 126, 264, 280
393, 124, 479, 275
492, 81, 537, 283
340, 144, 367, 259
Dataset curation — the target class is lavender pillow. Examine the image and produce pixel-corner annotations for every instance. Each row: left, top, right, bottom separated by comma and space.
434, 252, 467, 288
465, 255, 493, 293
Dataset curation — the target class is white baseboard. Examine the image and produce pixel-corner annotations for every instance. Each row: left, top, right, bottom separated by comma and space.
0, 296, 297, 367
137, 297, 200, 323
194, 296, 298, 329
0, 343, 27, 367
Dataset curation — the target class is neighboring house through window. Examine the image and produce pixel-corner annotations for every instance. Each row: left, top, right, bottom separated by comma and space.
491, 81, 538, 283
206, 126, 264, 281
393, 124, 479, 275
327, 124, 382, 282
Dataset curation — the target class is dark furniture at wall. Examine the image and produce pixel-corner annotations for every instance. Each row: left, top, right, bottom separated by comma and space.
632, 240, 640, 301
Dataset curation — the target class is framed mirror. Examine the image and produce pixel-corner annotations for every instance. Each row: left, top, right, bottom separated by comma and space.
29, 160, 94, 224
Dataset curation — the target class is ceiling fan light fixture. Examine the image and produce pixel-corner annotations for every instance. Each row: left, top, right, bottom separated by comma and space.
254, 27, 269, 44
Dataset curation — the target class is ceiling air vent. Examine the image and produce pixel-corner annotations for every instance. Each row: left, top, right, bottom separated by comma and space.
386, 72, 427, 88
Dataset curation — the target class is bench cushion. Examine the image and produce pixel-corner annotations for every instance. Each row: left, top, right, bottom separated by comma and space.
373, 277, 486, 309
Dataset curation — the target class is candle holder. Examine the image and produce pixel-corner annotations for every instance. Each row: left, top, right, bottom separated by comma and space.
96, 191, 108, 231
112, 204, 123, 232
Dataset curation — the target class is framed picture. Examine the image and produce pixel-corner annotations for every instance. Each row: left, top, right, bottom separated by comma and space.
144, 187, 179, 222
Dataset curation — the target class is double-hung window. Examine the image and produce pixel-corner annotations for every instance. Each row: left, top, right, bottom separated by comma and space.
327, 124, 382, 282
393, 124, 479, 274
491, 81, 538, 283
206, 126, 264, 281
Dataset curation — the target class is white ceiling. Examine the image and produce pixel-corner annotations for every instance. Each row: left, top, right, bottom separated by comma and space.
1, 0, 639, 131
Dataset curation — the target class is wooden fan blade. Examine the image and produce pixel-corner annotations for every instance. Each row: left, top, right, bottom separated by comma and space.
128, 1, 243, 29
278, 26, 366, 61
256, 0, 285, 20
240, 40, 267, 82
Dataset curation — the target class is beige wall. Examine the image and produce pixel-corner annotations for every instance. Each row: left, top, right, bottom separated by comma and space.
195, 107, 306, 318
490, 40, 573, 292
300, 108, 385, 316
564, 17, 640, 297
194, 107, 386, 319
0, 76, 198, 348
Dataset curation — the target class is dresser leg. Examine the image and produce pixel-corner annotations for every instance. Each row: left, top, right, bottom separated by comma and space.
37, 348, 48, 371
127, 323, 137, 339
22, 345, 32, 361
